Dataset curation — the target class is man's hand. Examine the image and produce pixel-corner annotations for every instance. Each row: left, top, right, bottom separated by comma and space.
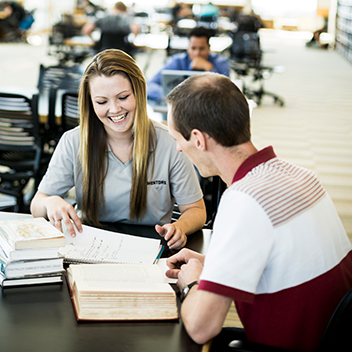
155, 223, 187, 249
165, 248, 205, 280
177, 257, 203, 290
190, 56, 214, 72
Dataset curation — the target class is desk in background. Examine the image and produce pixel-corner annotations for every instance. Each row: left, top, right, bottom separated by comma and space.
0, 212, 211, 352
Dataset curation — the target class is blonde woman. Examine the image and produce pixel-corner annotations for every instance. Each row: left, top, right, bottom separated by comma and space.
30, 49, 206, 250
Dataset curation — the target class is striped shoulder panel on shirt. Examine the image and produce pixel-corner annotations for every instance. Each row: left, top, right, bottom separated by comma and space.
232, 157, 326, 227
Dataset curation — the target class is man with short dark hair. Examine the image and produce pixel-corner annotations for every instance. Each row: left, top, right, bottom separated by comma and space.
165, 72, 352, 351
147, 27, 229, 102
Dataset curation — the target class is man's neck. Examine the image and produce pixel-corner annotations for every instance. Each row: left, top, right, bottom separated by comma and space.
216, 142, 258, 185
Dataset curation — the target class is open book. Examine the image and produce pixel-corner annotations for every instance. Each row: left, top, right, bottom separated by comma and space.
67, 263, 178, 321
59, 224, 163, 265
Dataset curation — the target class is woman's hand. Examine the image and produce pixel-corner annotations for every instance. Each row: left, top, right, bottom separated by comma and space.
44, 196, 82, 237
155, 223, 187, 250
31, 191, 82, 238
155, 199, 206, 250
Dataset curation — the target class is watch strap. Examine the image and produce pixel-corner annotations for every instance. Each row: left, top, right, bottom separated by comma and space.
180, 280, 200, 303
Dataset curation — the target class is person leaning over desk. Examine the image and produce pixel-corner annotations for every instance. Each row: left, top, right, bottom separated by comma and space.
30, 49, 206, 250
146, 26, 230, 102
164, 72, 352, 351
81, 1, 139, 51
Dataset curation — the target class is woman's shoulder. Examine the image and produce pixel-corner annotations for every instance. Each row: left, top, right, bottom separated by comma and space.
152, 120, 168, 132
150, 120, 178, 153
57, 126, 81, 148
151, 120, 173, 142
65, 125, 80, 134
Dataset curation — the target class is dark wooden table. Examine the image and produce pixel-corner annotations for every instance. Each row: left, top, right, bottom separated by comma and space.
0, 212, 211, 352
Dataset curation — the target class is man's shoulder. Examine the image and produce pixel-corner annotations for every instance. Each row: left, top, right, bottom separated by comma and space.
209, 52, 228, 62
230, 158, 326, 227
231, 157, 319, 193
169, 52, 189, 62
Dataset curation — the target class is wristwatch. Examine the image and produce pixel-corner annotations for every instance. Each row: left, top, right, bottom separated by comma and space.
180, 280, 199, 303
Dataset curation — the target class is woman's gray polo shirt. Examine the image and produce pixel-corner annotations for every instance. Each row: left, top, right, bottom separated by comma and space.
38, 121, 203, 225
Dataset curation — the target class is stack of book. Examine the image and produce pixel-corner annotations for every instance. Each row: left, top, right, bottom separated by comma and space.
0, 217, 66, 287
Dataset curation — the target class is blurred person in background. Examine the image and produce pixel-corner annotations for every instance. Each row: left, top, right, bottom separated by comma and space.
82, 1, 139, 54
0, 1, 27, 41
147, 26, 230, 102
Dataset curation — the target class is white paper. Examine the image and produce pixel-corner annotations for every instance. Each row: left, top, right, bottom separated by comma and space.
58, 224, 161, 265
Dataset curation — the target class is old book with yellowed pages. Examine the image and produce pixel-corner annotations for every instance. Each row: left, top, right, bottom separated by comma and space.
0, 217, 65, 252
66, 263, 178, 321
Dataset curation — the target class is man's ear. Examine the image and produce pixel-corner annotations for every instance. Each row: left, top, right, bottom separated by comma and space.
191, 129, 208, 151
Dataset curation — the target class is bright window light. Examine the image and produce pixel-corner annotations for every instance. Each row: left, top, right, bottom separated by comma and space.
252, 0, 318, 18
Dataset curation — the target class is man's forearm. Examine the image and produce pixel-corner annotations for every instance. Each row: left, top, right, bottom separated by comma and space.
181, 288, 232, 345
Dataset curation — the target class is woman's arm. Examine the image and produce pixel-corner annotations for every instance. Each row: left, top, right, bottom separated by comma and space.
30, 191, 82, 237
155, 198, 206, 249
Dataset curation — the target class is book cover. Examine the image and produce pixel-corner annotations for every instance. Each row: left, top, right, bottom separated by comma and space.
0, 217, 65, 250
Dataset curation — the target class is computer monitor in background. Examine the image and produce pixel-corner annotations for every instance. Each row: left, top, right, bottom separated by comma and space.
161, 69, 204, 99
152, 69, 245, 122
162, 69, 243, 98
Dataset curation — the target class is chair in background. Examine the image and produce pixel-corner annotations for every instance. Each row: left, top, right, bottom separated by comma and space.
210, 288, 352, 352
317, 288, 352, 351
172, 176, 227, 229
37, 64, 83, 92
202, 176, 227, 229
0, 92, 52, 212
61, 91, 80, 133
229, 31, 285, 106
45, 90, 80, 150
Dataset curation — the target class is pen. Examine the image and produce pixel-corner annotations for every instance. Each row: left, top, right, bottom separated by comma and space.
153, 245, 165, 264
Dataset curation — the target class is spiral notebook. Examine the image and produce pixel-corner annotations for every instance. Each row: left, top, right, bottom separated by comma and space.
58, 224, 163, 265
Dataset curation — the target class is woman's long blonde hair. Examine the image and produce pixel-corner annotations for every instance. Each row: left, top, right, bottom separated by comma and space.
78, 49, 155, 226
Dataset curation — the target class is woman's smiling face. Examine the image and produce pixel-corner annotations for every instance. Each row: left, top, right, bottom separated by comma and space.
90, 73, 136, 137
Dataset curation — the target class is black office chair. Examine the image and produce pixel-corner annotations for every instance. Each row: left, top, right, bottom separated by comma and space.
61, 91, 80, 132
202, 176, 227, 229
45, 89, 80, 151
318, 288, 352, 351
37, 64, 83, 92
229, 31, 284, 106
171, 176, 226, 229
0, 92, 52, 212
210, 288, 352, 352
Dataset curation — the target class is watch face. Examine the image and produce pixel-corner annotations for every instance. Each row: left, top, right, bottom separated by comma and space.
180, 281, 199, 302
180, 287, 189, 302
